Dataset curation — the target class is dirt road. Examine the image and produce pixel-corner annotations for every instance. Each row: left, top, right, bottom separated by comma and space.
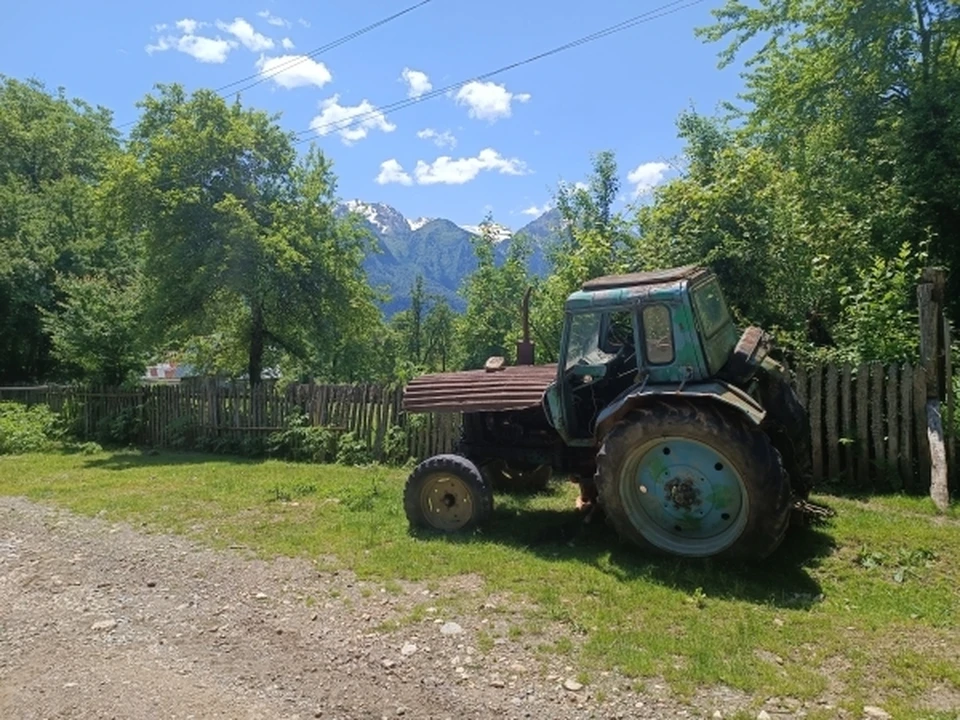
0, 497, 709, 720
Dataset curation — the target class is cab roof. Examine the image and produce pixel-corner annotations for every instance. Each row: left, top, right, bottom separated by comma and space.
581, 264, 709, 292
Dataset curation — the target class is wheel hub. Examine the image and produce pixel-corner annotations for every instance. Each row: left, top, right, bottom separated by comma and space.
620, 436, 748, 555
664, 476, 701, 510
419, 474, 475, 532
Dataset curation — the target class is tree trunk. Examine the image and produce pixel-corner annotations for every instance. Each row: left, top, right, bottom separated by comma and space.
248, 304, 264, 388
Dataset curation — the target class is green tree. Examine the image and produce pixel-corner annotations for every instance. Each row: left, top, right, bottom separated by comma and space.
457, 216, 533, 369
40, 273, 146, 385
532, 151, 636, 360
110, 84, 376, 386
0, 76, 120, 382
700, 0, 960, 318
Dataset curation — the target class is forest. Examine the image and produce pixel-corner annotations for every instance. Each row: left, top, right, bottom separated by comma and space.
2, 0, 959, 388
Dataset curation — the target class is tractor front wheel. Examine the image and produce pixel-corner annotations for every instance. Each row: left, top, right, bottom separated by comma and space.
596, 399, 791, 560
404, 454, 493, 533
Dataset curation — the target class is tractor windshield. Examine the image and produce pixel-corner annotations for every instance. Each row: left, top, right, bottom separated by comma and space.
564, 310, 634, 370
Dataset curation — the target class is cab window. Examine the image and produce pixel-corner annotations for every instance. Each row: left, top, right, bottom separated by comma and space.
643, 304, 674, 365
691, 277, 732, 340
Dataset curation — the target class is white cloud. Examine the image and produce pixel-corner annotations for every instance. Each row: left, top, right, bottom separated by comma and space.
178, 34, 237, 62
298, 18, 311, 28
154, 23, 168, 32
256, 55, 332, 88
454, 81, 530, 122
521, 203, 551, 217
257, 10, 290, 27
217, 17, 274, 51
574, 181, 589, 191
627, 161, 670, 197
400, 68, 432, 98
414, 148, 528, 185
416, 128, 456, 149
310, 95, 396, 145
281, 37, 295, 49
176, 18, 201, 34
145, 37, 171, 54
147, 28, 237, 63
376, 159, 413, 186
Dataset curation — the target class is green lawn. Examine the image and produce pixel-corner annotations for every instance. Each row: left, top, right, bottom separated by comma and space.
2, 449, 958, 718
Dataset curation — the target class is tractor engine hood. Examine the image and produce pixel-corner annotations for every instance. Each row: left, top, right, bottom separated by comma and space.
403, 364, 558, 413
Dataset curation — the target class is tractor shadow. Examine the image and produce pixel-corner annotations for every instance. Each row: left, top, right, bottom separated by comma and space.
80, 449, 264, 471
447, 488, 835, 609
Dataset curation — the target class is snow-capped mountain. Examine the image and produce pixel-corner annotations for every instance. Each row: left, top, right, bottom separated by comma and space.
335, 200, 563, 315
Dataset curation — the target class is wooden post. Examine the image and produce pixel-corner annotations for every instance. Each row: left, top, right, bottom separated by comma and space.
841, 365, 854, 483
856, 362, 870, 487
919, 267, 950, 510
826, 363, 840, 481
810, 365, 823, 484
886, 365, 900, 490
900, 363, 915, 491
945, 316, 955, 489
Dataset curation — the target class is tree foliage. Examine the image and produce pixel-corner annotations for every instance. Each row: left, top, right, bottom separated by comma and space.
109, 85, 376, 385
457, 217, 533, 369
0, 76, 121, 382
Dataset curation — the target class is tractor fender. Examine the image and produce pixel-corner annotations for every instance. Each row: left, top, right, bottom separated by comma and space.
594, 380, 767, 440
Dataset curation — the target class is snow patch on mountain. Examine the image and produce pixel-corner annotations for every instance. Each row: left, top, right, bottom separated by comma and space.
407, 216, 432, 231
458, 221, 513, 243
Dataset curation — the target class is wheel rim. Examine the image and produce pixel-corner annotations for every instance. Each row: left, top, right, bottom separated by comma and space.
419, 473, 475, 531
619, 436, 749, 556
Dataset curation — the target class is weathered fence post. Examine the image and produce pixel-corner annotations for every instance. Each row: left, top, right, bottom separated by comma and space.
919, 267, 950, 511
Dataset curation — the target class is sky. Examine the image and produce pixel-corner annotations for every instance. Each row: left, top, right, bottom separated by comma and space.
0, 0, 750, 230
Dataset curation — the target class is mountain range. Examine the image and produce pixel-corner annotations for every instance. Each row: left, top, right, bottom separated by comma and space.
335, 200, 564, 315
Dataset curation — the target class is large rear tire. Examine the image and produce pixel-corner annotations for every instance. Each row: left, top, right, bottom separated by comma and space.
404, 454, 493, 533
596, 399, 791, 560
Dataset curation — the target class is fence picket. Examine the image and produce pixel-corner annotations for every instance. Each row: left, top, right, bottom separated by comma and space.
901, 363, 915, 491
856, 363, 869, 488
810, 365, 824, 484
841, 365, 854, 481
826, 364, 840, 481
886, 365, 901, 490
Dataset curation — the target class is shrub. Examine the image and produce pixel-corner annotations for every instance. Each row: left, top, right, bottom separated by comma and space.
335, 431, 373, 466
382, 425, 412, 466
267, 414, 336, 463
93, 405, 143, 446
0, 402, 61, 454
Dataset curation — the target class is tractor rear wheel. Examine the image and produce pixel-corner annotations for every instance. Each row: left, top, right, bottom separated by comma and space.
404, 454, 493, 533
596, 399, 791, 560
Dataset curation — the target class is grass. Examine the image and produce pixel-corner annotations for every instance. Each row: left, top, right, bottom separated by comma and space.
2, 449, 959, 717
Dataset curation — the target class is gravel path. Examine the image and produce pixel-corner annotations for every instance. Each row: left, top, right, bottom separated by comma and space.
0, 496, 713, 720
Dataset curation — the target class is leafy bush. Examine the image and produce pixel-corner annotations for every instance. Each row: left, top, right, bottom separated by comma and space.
382, 425, 412, 466
166, 415, 199, 450
93, 405, 143, 446
267, 414, 336, 463
335, 431, 373, 466
0, 402, 61, 454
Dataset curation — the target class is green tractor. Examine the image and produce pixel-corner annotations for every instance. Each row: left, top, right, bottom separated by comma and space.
402, 265, 813, 560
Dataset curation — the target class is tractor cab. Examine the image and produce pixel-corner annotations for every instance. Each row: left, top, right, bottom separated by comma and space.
547, 265, 742, 444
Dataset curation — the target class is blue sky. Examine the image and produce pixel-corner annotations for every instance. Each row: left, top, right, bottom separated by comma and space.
1, 1, 749, 229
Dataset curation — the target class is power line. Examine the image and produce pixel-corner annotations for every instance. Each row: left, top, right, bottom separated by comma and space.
137, 0, 704, 194
295, 0, 705, 145
218, 0, 433, 96
116, 0, 433, 130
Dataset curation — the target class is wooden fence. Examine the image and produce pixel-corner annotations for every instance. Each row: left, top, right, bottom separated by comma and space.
0, 381, 463, 464
795, 362, 955, 493
1, 362, 955, 493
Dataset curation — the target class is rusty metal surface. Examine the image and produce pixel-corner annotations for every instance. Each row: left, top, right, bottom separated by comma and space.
403, 364, 557, 413
581, 265, 706, 291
